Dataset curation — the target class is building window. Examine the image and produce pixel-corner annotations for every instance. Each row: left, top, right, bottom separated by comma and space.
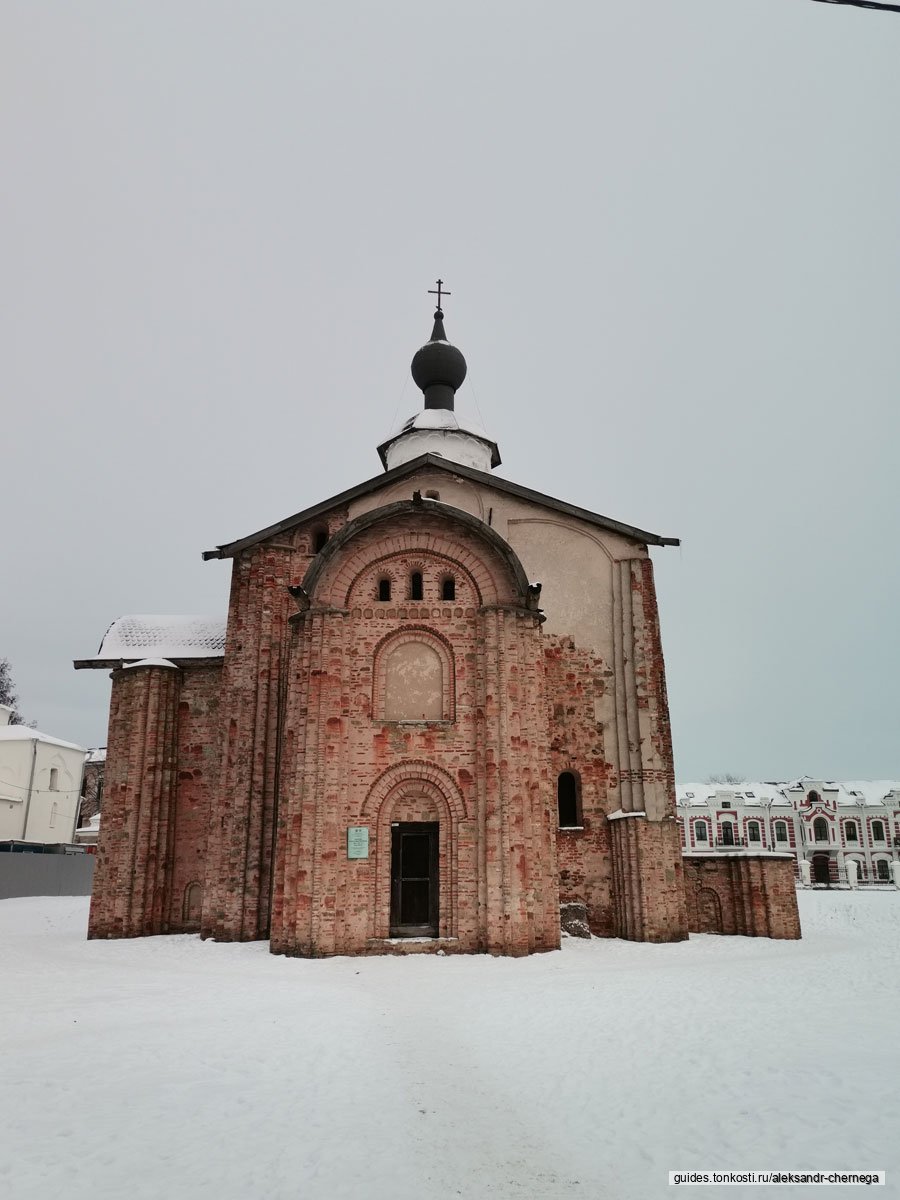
441, 577, 456, 602
557, 772, 581, 828
813, 817, 829, 843
721, 800, 732, 809
410, 571, 424, 601
49, 768, 59, 791
312, 526, 329, 553
721, 822, 736, 846
876, 860, 891, 881
775, 821, 788, 843
695, 821, 708, 843
872, 820, 886, 843
378, 578, 392, 602
808, 790, 821, 805
845, 820, 859, 843
748, 821, 761, 843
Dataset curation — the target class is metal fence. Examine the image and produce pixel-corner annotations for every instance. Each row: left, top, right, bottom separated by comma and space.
0, 851, 95, 899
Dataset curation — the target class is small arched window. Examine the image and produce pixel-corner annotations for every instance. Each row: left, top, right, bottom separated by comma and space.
410, 571, 423, 601
872, 820, 886, 843
312, 526, 329, 553
441, 577, 456, 601
813, 817, 829, 843
748, 820, 761, 843
694, 820, 708, 843
557, 772, 580, 828
774, 821, 788, 843
845, 820, 858, 843
378, 578, 391, 602
49, 768, 59, 791
808, 790, 821, 805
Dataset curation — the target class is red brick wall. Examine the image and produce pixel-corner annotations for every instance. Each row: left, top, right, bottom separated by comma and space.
684, 856, 801, 939
271, 507, 560, 957
88, 664, 180, 938
167, 664, 221, 931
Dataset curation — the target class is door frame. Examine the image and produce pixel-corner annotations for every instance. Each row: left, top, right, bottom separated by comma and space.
390, 821, 439, 937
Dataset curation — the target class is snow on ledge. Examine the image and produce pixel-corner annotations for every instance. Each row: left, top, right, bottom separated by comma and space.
123, 658, 179, 671
607, 810, 647, 821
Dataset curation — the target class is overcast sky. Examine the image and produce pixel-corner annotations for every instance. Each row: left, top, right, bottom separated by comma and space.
3, 1, 898, 781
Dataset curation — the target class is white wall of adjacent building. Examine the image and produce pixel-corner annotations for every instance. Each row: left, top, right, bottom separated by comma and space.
0, 706, 87, 844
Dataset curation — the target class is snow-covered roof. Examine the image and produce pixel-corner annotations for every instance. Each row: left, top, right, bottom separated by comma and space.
676, 780, 900, 811
388, 407, 494, 443
676, 783, 791, 808
87, 615, 227, 663
0, 726, 86, 752
85, 747, 106, 764
378, 409, 501, 473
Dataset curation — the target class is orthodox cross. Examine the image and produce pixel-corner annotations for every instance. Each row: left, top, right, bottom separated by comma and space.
428, 279, 451, 316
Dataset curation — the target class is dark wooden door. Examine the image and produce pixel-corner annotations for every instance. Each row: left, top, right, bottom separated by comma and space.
390, 822, 439, 937
812, 853, 831, 885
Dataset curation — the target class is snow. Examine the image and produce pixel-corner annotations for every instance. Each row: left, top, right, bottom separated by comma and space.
0, 726, 85, 751
389, 406, 492, 441
122, 658, 179, 670
677, 779, 900, 809
2, 891, 898, 1200
92, 614, 226, 661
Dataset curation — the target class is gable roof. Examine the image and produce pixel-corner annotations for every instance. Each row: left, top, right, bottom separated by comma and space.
201, 453, 679, 561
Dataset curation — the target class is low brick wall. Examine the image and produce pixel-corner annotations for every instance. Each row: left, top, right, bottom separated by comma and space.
684, 854, 801, 939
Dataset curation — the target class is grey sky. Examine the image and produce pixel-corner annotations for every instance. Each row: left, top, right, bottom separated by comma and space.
3, 1, 898, 780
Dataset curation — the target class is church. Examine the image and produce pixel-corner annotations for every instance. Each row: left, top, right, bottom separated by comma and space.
77, 293, 799, 955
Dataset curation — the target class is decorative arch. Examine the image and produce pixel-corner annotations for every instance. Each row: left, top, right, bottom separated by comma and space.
344, 548, 482, 611
697, 888, 723, 933
183, 882, 202, 927
301, 500, 534, 610
372, 627, 455, 723
361, 762, 467, 941
361, 759, 468, 823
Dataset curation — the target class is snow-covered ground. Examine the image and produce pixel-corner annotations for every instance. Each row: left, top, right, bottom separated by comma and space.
2, 892, 898, 1200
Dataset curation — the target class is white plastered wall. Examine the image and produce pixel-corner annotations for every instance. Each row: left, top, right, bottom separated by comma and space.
0, 737, 85, 843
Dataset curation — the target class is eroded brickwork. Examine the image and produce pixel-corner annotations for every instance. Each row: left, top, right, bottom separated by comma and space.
684, 855, 801, 938
88, 479, 794, 955
88, 664, 180, 938
168, 664, 221, 931
271, 505, 559, 957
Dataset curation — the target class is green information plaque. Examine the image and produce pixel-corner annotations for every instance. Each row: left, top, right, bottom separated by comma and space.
347, 826, 369, 859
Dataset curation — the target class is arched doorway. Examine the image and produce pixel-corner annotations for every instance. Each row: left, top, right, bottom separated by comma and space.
812, 853, 830, 885
698, 888, 723, 933
390, 822, 439, 937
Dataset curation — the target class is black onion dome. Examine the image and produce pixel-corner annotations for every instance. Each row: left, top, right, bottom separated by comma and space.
410, 314, 467, 396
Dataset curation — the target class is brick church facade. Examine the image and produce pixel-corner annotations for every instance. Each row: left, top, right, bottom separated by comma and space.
77, 303, 799, 954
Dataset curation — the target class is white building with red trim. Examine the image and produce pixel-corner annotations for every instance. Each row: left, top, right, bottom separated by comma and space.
676, 778, 900, 886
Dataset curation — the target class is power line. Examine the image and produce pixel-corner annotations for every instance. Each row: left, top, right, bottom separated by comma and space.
810, 1, 900, 11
